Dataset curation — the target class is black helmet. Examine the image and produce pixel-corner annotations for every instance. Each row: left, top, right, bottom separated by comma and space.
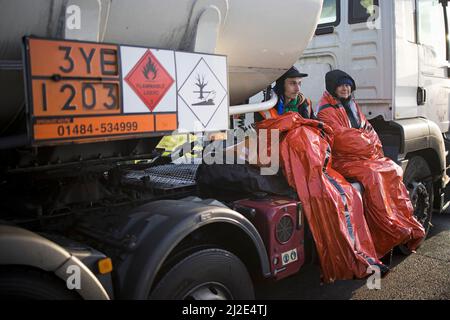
274, 66, 308, 96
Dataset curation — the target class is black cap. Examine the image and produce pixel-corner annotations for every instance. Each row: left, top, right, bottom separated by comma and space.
274, 66, 308, 95
282, 66, 308, 79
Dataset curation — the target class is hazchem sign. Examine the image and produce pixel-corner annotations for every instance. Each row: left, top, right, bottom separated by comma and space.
177, 57, 228, 131
124, 49, 174, 112
24, 37, 228, 146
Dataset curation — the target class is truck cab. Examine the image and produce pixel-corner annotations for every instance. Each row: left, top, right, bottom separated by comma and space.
297, 0, 450, 232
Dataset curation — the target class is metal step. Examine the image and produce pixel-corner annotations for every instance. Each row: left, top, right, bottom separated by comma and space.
122, 164, 199, 191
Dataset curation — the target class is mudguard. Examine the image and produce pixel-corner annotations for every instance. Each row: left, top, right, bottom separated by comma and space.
372, 117, 447, 186
391, 118, 448, 188
0, 225, 110, 300
110, 199, 271, 299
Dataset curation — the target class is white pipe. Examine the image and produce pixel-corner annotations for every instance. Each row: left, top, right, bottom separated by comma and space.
229, 91, 278, 115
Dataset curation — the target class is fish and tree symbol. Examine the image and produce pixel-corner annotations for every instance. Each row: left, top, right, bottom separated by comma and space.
193, 74, 216, 106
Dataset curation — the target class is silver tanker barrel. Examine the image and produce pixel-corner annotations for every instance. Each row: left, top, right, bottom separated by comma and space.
0, 0, 322, 136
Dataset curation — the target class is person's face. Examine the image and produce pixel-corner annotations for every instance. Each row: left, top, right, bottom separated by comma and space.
284, 77, 302, 101
335, 84, 352, 99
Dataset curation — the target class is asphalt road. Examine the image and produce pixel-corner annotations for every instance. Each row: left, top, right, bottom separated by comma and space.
255, 213, 450, 300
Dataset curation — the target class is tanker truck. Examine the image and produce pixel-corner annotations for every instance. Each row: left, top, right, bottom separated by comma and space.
0, 0, 323, 299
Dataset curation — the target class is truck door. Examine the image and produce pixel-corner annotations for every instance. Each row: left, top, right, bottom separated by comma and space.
299, 0, 340, 109
300, 0, 389, 118
394, 0, 420, 120
417, 0, 450, 133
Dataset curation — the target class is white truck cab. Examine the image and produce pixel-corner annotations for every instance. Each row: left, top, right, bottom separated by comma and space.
296, 0, 450, 218
301, 0, 450, 126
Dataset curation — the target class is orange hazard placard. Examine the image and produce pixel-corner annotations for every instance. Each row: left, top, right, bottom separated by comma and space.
28, 38, 119, 78
31, 79, 121, 117
34, 115, 155, 141
33, 114, 177, 141
25, 38, 178, 145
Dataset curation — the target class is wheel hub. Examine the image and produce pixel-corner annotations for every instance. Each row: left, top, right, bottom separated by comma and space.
184, 282, 233, 300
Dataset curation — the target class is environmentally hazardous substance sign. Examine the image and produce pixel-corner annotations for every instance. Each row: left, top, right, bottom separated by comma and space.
176, 52, 229, 132
178, 57, 227, 129
23, 37, 228, 146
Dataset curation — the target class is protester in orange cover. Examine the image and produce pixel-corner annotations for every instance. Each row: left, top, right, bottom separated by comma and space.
255, 66, 315, 121
257, 109, 388, 283
316, 70, 425, 258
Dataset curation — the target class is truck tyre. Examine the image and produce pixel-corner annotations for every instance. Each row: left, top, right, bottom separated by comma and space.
149, 248, 254, 300
399, 155, 434, 255
0, 267, 80, 300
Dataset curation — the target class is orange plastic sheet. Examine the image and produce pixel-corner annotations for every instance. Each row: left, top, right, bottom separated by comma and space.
317, 92, 425, 258
257, 113, 384, 283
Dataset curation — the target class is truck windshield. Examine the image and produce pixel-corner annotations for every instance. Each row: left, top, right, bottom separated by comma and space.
418, 0, 447, 63
318, 0, 340, 26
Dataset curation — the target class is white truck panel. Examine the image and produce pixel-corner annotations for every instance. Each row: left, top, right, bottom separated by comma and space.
300, 0, 394, 120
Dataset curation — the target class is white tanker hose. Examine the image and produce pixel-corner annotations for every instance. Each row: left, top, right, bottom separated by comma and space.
229, 91, 278, 116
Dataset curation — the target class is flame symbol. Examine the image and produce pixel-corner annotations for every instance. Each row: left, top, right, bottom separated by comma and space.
142, 57, 157, 80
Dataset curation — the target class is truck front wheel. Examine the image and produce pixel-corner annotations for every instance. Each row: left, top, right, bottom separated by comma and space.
149, 248, 254, 300
0, 267, 80, 300
399, 155, 434, 255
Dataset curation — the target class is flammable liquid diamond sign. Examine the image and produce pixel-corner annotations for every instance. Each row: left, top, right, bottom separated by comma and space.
125, 50, 174, 112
